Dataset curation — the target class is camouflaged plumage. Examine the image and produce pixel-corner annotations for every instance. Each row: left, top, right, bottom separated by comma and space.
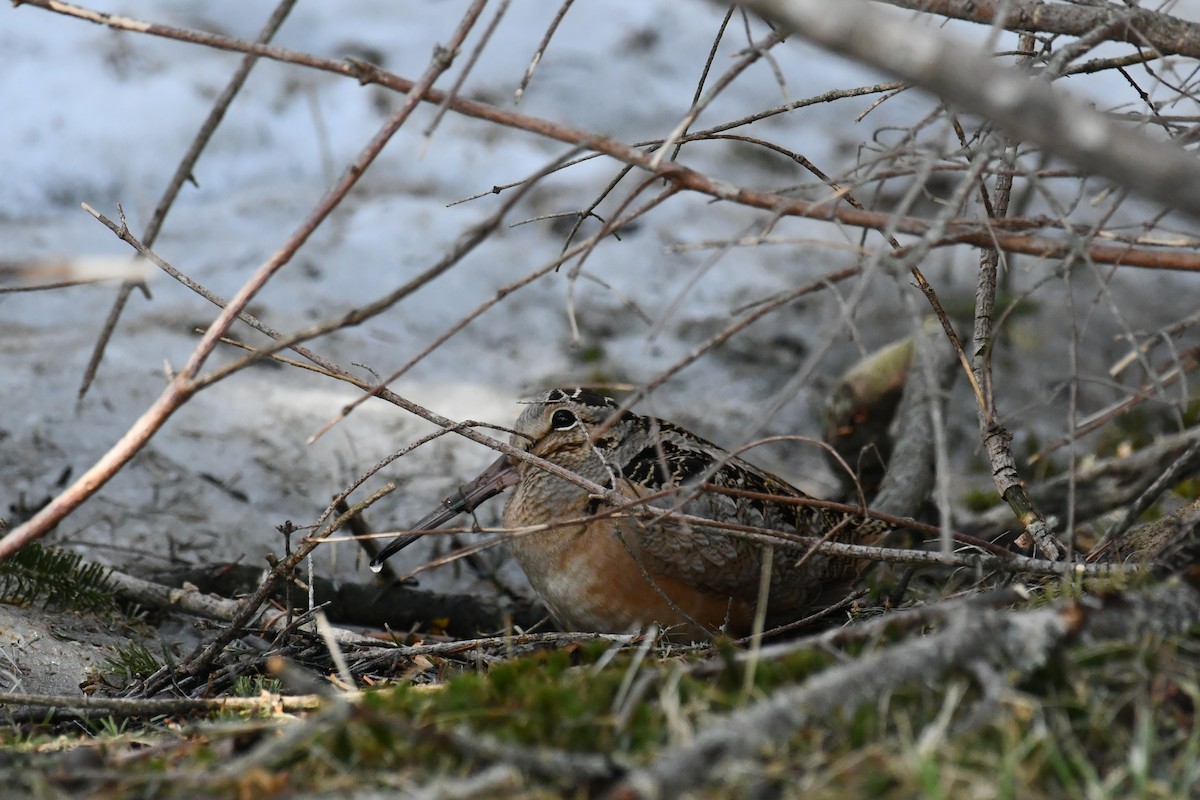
501, 388, 889, 629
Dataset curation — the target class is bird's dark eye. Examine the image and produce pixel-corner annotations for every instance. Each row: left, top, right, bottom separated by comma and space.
550, 409, 579, 430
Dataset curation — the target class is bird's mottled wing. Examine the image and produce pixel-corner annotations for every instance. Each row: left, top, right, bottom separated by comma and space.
613, 424, 885, 610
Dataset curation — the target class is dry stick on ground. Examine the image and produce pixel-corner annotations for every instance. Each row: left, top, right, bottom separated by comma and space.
0, 691, 324, 718
353, 632, 646, 673
608, 577, 1200, 799
0, 2, 487, 561
102, 567, 379, 647
149, 555, 546, 635
15, 0, 1200, 271
439, 724, 619, 784
394, 765, 525, 799
76, 0, 298, 404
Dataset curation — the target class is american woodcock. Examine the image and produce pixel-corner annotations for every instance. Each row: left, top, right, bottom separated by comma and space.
372, 388, 888, 640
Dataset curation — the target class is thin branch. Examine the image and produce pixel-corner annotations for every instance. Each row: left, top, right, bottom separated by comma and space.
513, 0, 574, 104
76, 0, 298, 404
1099, 438, 1200, 549
420, 0, 498, 143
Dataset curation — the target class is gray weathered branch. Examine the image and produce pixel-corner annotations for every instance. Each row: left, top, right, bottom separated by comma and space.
740, 0, 1200, 218
611, 578, 1200, 798
880, 0, 1200, 60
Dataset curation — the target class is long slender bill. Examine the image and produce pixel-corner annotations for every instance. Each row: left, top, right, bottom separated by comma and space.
369, 453, 518, 572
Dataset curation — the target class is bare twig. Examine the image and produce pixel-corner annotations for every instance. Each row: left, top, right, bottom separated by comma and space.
1099, 438, 1200, 549
0, 691, 324, 716
76, 0, 298, 404
513, 0, 574, 104
1032, 346, 1200, 462
420, 0, 499, 144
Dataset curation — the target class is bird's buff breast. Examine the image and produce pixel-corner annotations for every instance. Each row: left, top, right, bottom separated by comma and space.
502, 481, 753, 639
